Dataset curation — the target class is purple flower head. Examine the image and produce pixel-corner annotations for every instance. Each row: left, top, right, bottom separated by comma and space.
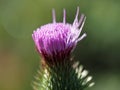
32, 7, 86, 64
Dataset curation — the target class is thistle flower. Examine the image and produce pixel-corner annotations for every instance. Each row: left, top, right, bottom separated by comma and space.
32, 7, 94, 90
32, 7, 86, 65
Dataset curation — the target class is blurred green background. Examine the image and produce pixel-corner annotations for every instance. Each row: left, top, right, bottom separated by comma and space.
0, 0, 120, 90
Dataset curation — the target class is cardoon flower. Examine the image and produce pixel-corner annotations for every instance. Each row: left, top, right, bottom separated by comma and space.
32, 7, 86, 65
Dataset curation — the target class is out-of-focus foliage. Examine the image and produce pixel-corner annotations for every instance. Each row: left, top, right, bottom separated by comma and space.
0, 0, 120, 90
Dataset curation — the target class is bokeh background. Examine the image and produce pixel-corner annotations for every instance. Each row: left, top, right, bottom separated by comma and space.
0, 0, 120, 90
